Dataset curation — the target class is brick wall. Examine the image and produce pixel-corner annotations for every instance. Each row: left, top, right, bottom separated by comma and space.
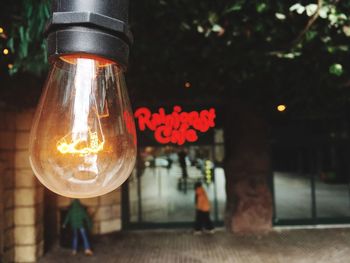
0, 110, 45, 263
14, 110, 44, 263
0, 111, 16, 262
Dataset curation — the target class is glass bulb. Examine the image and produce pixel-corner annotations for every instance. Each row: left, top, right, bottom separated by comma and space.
29, 55, 137, 198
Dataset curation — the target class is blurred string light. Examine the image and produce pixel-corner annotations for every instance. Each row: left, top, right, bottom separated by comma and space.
184, 81, 191, 88
8, 64, 13, 69
0, 27, 7, 40
3, 48, 9, 55
277, 104, 287, 112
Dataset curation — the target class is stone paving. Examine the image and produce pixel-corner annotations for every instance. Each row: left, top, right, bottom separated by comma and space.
39, 228, 350, 263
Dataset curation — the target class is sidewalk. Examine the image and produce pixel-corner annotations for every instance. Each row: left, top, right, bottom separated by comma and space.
39, 228, 350, 263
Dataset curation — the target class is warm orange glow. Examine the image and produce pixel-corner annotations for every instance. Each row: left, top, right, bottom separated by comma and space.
29, 53, 136, 199
277, 104, 286, 112
57, 130, 105, 155
184, 82, 191, 88
3, 48, 9, 55
8, 64, 13, 69
60, 54, 115, 67
0, 27, 4, 34
94, 103, 110, 118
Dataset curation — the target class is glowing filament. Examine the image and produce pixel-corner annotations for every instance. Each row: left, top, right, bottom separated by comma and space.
57, 130, 104, 155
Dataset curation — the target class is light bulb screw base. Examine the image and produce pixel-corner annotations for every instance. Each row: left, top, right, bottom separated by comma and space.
46, 0, 132, 69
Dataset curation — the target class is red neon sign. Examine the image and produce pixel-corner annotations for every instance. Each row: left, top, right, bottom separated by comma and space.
134, 106, 216, 145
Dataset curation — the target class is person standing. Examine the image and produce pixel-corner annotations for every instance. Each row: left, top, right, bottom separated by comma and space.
63, 199, 93, 256
194, 182, 214, 234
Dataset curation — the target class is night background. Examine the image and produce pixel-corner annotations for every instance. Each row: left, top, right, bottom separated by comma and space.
1, 0, 350, 262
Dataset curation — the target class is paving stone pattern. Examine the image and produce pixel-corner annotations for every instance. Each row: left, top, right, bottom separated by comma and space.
39, 228, 350, 263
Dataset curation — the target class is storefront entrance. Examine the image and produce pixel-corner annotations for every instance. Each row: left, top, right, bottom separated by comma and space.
124, 145, 225, 228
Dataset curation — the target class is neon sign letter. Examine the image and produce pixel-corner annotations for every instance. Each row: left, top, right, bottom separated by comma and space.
134, 106, 216, 145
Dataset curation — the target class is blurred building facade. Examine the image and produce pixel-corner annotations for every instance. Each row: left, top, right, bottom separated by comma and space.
0, 110, 123, 262
1, 108, 350, 262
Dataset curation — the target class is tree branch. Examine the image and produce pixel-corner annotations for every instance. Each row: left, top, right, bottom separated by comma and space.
291, 0, 323, 47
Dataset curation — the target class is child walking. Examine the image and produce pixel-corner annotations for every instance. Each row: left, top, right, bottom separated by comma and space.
63, 199, 93, 256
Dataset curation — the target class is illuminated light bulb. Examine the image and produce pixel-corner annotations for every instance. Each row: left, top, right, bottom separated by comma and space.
0, 27, 4, 34
8, 64, 13, 69
277, 104, 286, 112
29, 54, 137, 198
184, 82, 191, 88
3, 48, 9, 55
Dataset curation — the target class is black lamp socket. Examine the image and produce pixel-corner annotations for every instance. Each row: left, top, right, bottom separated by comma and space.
46, 0, 132, 69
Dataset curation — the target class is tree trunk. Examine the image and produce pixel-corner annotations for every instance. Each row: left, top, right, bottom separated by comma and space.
224, 99, 272, 233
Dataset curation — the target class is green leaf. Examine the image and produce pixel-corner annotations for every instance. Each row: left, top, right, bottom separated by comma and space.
290, 3, 305, 14
328, 14, 338, 25
329, 63, 343, 76
319, 6, 329, 19
208, 12, 218, 25
212, 24, 223, 33
327, 46, 335, 53
256, 3, 267, 13
305, 4, 318, 17
7, 38, 14, 53
197, 25, 204, 33
181, 22, 191, 31
224, 2, 244, 14
338, 45, 349, 52
19, 26, 25, 41
275, 13, 286, 20
26, 4, 33, 18
305, 30, 317, 42
43, 3, 50, 18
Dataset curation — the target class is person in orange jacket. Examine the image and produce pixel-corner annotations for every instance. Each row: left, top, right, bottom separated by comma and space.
194, 182, 214, 234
